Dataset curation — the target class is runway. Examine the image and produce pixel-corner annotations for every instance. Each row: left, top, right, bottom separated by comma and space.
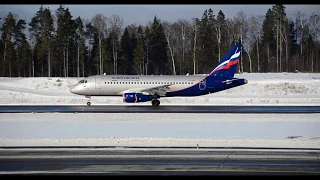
1, 105, 320, 113
0, 147, 319, 175
1, 105, 319, 175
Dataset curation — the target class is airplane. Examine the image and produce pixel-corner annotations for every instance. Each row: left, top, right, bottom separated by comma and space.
70, 43, 248, 106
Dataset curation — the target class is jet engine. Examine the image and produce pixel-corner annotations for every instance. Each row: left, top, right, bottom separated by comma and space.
122, 93, 152, 103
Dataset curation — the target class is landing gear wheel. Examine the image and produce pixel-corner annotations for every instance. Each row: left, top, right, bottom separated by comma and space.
151, 99, 160, 106
87, 102, 91, 106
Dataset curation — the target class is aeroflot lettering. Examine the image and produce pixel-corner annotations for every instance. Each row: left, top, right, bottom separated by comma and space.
111, 76, 140, 80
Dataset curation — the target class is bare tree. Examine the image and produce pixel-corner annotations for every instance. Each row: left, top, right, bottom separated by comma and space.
295, 11, 306, 71
247, 15, 256, 72
256, 15, 264, 72
191, 18, 199, 74
226, 18, 243, 72
214, 12, 225, 60
91, 13, 107, 75
282, 17, 290, 72
234, 10, 248, 73
108, 14, 123, 74
308, 13, 320, 72
162, 21, 176, 75
273, 6, 286, 73
225, 18, 235, 45
248, 15, 264, 72
177, 19, 189, 75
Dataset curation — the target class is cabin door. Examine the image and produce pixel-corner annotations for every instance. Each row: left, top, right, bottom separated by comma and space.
199, 79, 206, 90
95, 76, 102, 89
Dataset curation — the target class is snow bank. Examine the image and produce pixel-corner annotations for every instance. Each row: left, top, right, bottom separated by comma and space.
1, 137, 319, 148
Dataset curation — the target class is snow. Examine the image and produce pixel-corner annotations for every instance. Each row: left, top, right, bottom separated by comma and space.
0, 73, 320, 148
1, 73, 320, 105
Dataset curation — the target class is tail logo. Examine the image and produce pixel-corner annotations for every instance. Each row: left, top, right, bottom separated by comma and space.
209, 47, 240, 75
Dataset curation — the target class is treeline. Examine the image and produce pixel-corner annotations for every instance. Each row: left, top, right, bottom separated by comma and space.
0, 5, 319, 77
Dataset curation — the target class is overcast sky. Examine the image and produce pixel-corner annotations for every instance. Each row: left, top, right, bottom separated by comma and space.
1, 4, 320, 26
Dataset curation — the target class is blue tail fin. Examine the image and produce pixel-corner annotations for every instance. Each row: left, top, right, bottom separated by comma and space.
208, 44, 241, 78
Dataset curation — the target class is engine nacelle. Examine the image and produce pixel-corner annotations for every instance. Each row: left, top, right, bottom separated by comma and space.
122, 93, 152, 103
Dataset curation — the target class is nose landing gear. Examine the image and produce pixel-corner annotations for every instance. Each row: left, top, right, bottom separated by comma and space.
85, 95, 91, 106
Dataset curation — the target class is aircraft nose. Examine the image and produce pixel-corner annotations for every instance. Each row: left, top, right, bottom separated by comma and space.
70, 85, 78, 94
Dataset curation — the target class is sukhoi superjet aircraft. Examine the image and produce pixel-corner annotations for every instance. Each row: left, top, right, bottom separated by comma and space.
70, 43, 248, 106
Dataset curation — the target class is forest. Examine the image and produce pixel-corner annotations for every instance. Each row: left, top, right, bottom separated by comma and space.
0, 4, 319, 77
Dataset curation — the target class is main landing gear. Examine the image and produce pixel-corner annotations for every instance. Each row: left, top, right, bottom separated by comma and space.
151, 99, 160, 106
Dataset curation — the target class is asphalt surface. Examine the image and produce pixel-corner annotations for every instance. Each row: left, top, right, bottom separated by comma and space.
0, 147, 319, 176
1, 105, 320, 113
1, 105, 319, 175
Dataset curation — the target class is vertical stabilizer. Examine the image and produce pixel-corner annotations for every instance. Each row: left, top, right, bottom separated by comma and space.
208, 44, 241, 78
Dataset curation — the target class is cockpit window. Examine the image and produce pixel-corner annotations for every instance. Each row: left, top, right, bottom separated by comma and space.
78, 80, 85, 83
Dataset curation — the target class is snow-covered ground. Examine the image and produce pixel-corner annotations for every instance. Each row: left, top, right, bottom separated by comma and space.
0, 113, 319, 148
0, 73, 319, 148
0, 73, 320, 105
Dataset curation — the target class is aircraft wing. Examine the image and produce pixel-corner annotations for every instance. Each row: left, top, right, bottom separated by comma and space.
121, 84, 172, 97
139, 84, 172, 96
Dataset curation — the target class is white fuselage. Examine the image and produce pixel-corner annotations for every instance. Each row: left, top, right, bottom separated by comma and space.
70, 74, 210, 96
